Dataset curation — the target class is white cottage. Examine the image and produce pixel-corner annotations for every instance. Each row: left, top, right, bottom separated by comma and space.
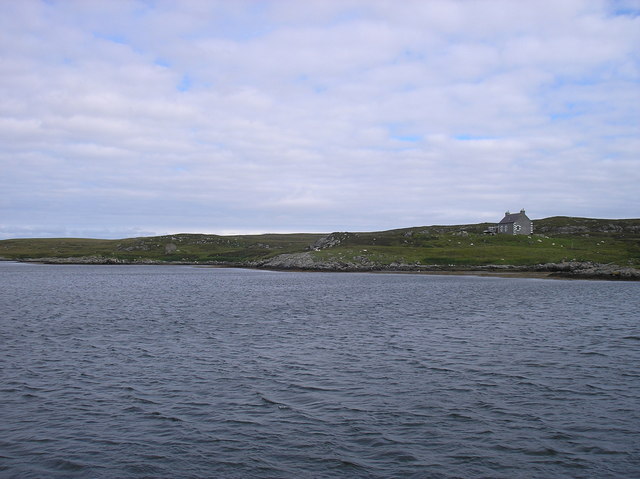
496, 209, 533, 235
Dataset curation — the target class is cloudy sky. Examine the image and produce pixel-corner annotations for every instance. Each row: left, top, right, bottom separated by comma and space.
1, 0, 638, 239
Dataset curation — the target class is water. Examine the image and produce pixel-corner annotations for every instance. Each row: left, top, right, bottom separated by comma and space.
1, 262, 639, 478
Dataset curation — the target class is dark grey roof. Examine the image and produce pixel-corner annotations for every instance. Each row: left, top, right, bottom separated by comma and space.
499, 212, 526, 224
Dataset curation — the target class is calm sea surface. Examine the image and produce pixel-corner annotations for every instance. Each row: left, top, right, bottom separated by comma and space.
1, 262, 639, 478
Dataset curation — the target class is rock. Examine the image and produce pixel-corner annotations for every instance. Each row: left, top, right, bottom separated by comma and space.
539, 262, 640, 280
311, 233, 347, 250
258, 252, 318, 269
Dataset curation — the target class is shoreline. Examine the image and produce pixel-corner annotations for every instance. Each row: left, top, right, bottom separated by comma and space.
3, 257, 638, 281
372, 270, 558, 279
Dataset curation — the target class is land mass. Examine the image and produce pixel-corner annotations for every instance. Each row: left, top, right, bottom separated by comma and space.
1, 216, 639, 280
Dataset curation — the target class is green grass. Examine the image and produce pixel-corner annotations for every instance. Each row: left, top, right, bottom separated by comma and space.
0, 233, 325, 263
0, 238, 119, 259
311, 229, 640, 267
1, 218, 638, 267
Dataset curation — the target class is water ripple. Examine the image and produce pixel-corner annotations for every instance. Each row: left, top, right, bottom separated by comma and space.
1, 263, 639, 478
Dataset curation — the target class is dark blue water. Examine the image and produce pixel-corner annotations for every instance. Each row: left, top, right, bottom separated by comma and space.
1, 263, 639, 478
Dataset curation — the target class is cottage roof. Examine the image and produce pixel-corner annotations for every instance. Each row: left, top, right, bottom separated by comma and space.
499, 210, 528, 224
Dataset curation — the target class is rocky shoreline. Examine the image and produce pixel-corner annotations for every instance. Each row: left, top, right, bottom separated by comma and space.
252, 253, 640, 280
5, 254, 639, 281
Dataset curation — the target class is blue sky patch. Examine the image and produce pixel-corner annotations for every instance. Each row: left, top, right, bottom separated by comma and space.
177, 74, 192, 92
454, 134, 495, 141
93, 32, 128, 44
393, 134, 422, 142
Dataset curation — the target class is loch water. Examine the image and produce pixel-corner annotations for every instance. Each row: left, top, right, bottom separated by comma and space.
1, 262, 639, 478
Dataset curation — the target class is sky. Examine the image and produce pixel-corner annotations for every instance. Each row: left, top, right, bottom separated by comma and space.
1, 0, 639, 239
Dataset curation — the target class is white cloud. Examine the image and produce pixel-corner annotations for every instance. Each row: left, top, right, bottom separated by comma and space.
0, 0, 638, 239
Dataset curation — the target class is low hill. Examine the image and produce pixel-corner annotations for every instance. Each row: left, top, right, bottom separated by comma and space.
300, 217, 640, 269
1, 218, 639, 277
0, 233, 324, 264
533, 217, 640, 235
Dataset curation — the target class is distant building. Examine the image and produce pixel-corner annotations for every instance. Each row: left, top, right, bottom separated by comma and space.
495, 209, 533, 235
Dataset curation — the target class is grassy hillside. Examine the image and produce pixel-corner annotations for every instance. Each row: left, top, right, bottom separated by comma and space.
0, 233, 325, 263
1, 217, 639, 267
311, 229, 640, 266
534, 216, 640, 235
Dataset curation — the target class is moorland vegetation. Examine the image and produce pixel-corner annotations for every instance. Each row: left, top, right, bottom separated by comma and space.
1, 217, 639, 279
